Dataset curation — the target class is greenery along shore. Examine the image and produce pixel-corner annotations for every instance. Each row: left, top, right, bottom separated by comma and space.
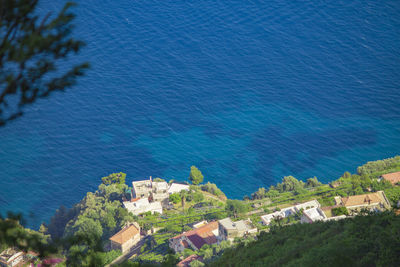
1, 156, 400, 266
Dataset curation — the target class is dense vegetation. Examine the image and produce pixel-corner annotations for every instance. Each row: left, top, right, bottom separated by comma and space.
357, 156, 400, 177
44, 173, 133, 265
212, 211, 400, 267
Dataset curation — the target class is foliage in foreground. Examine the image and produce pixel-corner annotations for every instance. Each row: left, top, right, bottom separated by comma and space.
211, 211, 400, 267
0, 0, 89, 125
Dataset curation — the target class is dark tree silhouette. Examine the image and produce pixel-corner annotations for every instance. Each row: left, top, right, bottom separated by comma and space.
0, 0, 89, 125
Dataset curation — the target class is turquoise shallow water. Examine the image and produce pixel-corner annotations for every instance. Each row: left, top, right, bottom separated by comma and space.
0, 0, 400, 228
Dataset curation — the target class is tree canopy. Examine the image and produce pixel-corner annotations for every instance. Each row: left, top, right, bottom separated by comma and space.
189, 166, 204, 185
101, 172, 126, 187
225, 200, 247, 218
0, 0, 89, 125
276, 176, 305, 192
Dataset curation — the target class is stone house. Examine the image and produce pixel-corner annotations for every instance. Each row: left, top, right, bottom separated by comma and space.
218, 218, 257, 241
334, 191, 391, 214
132, 177, 169, 204
109, 224, 141, 253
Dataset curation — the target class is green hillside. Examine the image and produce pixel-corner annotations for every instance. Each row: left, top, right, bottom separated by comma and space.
211, 211, 400, 267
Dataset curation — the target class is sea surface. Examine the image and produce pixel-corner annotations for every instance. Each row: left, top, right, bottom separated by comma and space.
1, 0, 400, 228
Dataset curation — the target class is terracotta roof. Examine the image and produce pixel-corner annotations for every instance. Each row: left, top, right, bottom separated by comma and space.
171, 221, 218, 250
341, 192, 383, 207
381, 172, 400, 185
109, 225, 139, 245
177, 255, 203, 267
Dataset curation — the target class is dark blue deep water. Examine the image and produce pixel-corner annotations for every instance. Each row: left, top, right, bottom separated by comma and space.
1, 0, 400, 228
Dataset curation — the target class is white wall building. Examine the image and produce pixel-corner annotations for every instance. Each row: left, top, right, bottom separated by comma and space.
261, 200, 322, 226
168, 183, 190, 194
123, 198, 163, 215
301, 207, 327, 223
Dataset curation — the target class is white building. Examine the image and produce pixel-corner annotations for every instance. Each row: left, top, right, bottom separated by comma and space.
168, 183, 190, 194
294, 200, 320, 212
123, 198, 163, 215
301, 207, 327, 223
261, 200, 322, 226
109, 224, 141, 253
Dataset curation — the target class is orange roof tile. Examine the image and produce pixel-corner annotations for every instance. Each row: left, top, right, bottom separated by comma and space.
381, 172, 400, 185
341, 192, 383, 207
109, 225, 139, 245
171, 221, 218, 250
177, 255, 203, 267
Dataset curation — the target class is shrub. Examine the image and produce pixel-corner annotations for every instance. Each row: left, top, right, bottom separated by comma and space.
201, 182, 225, 197
193, 192, 204, 202
169, 193, 181, 204
331, 206, 349, 216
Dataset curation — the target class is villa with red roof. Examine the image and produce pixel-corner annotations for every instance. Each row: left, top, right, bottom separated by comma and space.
169, 221, 219, 253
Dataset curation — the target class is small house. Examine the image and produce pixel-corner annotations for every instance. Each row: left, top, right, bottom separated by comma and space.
109, 224, 140, 253
132, 177, 169, 203
301, 207, 327, 223
334, 191, 391, 214
218, 218, 257, 241
123, 198, 163, 215
169, 221, 219, 253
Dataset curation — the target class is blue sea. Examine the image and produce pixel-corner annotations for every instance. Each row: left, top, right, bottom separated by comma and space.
1, 0, 400, 228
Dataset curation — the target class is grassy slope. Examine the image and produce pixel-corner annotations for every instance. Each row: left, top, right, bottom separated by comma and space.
211, 212, 400, 267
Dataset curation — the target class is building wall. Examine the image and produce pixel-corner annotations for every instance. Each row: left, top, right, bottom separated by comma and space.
346, 203, 382, 214
300, 215, 313, 224
111, 241, 122, 252
218, 225, 228, 241
111, 233, 140, 253
169, 237, 187, 253
182, 236, 199, 251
